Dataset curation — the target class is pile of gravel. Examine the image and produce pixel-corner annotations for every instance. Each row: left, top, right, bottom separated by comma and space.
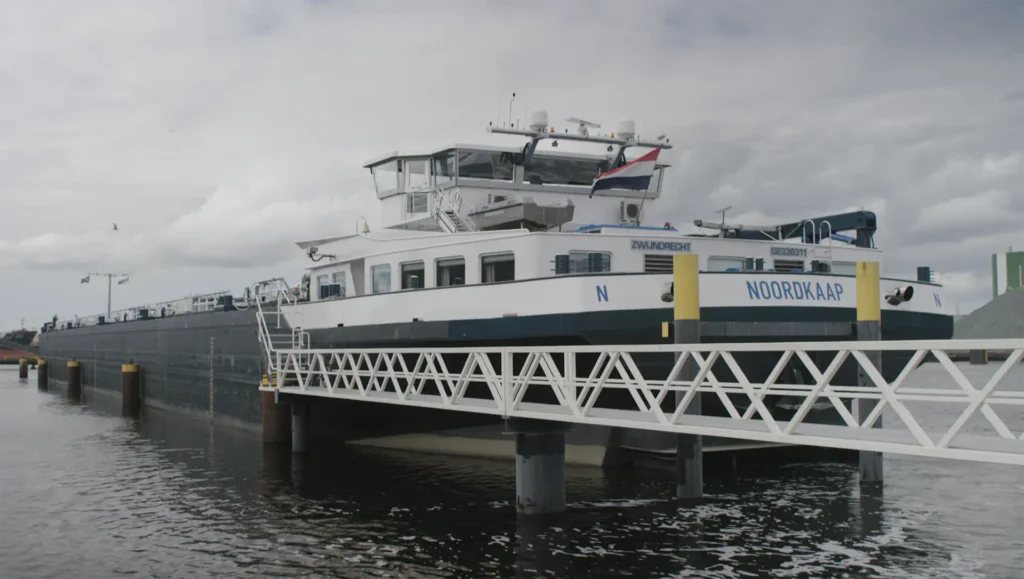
953, 287, 1024, 339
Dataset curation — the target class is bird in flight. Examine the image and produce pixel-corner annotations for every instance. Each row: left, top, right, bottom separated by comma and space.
112, 223, 118, 231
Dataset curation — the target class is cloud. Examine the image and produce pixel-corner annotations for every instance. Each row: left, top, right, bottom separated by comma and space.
1, 0, 1022, 328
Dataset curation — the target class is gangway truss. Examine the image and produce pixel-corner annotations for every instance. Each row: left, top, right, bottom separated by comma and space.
259, 338, 1024, 466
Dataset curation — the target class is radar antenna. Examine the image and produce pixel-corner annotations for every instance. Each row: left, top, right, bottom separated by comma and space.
566, 117, 601, 137
713, 205, 732, 226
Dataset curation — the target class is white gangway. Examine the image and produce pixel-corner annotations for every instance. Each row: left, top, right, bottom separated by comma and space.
258, 334, 1024, 467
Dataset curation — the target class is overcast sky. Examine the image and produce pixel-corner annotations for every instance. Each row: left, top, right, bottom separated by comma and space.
1, 0, 1022, 330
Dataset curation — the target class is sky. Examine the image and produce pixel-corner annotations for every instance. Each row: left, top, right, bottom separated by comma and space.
1, 0, 1022, 330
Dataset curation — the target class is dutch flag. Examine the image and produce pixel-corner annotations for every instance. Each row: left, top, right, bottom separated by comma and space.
589, 147, 661, 198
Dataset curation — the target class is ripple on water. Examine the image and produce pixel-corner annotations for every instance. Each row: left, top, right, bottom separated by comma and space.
1, 371, 1022, 578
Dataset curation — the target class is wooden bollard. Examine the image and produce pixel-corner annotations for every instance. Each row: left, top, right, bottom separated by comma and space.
37, 359, 48, 391
18, 358, 28, 379
122, 361, 141, 418
67, 360, 82, 403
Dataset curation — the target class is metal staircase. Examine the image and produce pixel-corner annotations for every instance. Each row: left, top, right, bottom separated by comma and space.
444, 210, 471, 232
253, 278, 309, 385
433, 187, 477, 234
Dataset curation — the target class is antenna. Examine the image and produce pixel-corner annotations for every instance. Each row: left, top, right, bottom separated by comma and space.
566, 117, 601, 137
713, 205, 732, 225
508, 92, 516, 128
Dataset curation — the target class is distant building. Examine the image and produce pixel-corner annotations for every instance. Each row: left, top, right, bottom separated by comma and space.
992, 249, 1024, 298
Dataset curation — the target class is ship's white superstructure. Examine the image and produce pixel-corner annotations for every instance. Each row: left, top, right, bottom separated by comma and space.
281, 110, 950, 334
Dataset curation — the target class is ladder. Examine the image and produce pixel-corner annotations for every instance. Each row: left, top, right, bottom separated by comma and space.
444, 210, 470, 232
433, 187, 477, 233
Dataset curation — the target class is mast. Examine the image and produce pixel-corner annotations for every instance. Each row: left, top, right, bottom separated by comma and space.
84, 272, 130, 320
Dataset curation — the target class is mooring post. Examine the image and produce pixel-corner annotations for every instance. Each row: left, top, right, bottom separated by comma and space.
122, 360, 141, 418
969, 349, 988, 365
291, 398, 308, 453
18, 358, 28, 380
673, 253, 702, 500
261, 381, 291, 444
857, 261, 883, 485
37, 359, 48, 391
510, 418, 566, 515
67, 359, 82, 403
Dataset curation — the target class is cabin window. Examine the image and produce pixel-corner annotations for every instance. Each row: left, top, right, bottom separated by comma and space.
406, 193, 429, 214
316, 275, 329, 300
643, 254, 673, 273
372, 161, 399, 197
773, 259, 805, 273
707, 256, 746, 272
332, 272, 347, 297
404, 158, 430, 192
457, 149, 514, 181
371, 264, 391, 293
568, 251, 611, 273
481, 252, 515, 283
436, 257, 465, 286
401, 261, 425, 289
318, 271, 345, 299
433, 151, 456, 189
524, 155, 602, 186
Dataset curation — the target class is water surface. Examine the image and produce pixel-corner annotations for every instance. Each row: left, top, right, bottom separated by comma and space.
1, 365, 1021, 578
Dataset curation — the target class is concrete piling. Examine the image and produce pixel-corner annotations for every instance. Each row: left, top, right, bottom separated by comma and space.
261, 379, 291, 444
18, 358, 28, 379
122, 361, 141, 418
856, 261, 883, 485
673, 253, 703, 500
37, 359, 48, 391
67, 360, 82, 403
512, 419, 566, 516
291, 399, 308, 453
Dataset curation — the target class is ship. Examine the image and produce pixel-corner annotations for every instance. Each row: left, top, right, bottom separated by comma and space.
0, 327, 38, 364
36, 109, 955, 464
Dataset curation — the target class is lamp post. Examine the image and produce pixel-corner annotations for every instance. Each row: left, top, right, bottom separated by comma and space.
82, 272, 130, 320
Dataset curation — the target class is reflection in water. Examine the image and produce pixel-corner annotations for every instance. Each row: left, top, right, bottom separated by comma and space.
1, 368, 1022, 578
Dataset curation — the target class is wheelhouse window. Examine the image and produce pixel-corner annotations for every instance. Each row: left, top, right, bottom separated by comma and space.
433, 151, 456, 189
371, 264, 391, 293
457, 149, 514, 181
372, 161, 399, 197
568, 251, 611, 273
524, 155, 602, 186
707, 256, 745, 272
401, 261, 425, 289
481, 252, 515, 283
404, 158, 430, 192
436, 257, 465, 286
